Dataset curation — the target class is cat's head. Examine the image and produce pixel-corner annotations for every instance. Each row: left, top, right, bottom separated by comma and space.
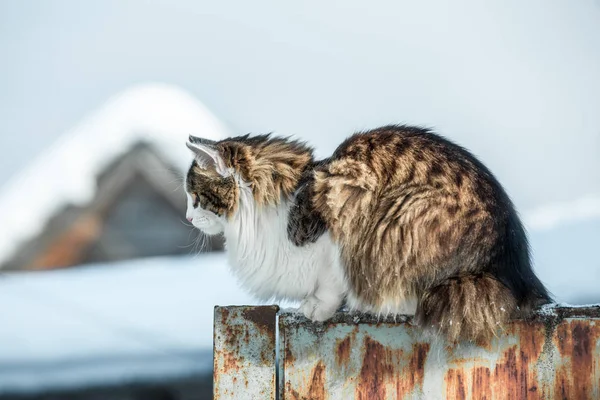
184, 134, 313, 235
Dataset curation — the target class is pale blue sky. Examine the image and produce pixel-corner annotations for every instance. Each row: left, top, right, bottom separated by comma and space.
1, 0, 599, 302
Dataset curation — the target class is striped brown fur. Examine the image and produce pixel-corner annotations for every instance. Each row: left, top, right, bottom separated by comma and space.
292, 125, 551, 343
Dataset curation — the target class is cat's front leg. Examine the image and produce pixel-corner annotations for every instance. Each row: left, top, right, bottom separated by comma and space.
299, 261, 346, 322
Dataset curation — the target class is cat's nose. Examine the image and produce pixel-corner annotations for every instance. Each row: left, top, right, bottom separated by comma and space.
187, 216, 193, 222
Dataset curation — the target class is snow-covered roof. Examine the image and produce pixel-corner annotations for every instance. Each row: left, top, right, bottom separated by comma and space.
0, 253, 257, 393
0, 83, 229, 268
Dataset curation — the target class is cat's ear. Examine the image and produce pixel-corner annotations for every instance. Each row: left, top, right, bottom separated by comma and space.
186, 137, 228, 174
188, 135, 215, 146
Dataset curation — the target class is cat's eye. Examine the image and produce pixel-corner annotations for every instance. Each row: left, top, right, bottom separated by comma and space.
192, 193, 200, 208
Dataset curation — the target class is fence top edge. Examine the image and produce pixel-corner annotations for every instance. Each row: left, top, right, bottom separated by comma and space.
213, 303, 600, 326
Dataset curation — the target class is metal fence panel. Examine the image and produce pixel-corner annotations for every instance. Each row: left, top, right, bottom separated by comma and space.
278, 306, 600, 400
213, 305, 600, 399
213, 305, 278, 399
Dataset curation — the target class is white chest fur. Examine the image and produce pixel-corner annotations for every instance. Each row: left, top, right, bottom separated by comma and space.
223, 195, 338, 302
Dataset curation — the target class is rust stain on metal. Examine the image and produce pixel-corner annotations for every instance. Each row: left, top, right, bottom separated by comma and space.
554, 373, 570, 400
516, 320, 546, 359
335, 336, 351, 368
335, 330, 356, 368
285, 343, 296, 367
242, 306, 278, 340
570, 322, 596, 399
285, 382, 302, 400
445, 368, 466, 400
454, 321, 543, 400
286, 374, 327, 400
355, 337, 430, 400
492, 346, 529, 399
221, 349, 243, 373
306, 361, 327, 400
410, 343, 429, 377
489, 327, 539, 398
357, 337, 391, 400
552, 319, 600, 400
220, 307, 230, 325
397, 342, 430, 398
440, 317, 598, 399
515, 322, 545, 399
471, 366, 491, 399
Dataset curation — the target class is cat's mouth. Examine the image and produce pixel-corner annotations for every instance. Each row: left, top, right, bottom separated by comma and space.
195, 215, 209, 224
192, 214, 224, 235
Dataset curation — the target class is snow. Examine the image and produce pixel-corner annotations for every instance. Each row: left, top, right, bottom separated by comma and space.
0, 83, 229, 267
537, 302, 600, 317
0, 253, 257, 393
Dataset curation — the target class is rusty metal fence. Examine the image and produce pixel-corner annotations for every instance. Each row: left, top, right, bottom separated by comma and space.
213, 305, 600, 399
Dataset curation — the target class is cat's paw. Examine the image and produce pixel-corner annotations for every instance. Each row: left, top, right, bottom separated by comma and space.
300, 297, 336, 322
311, 304, 336, 322
299, 296, 319, 319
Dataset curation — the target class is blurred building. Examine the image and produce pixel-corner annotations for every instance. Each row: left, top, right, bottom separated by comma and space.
1, 141, 222, 271
0, 84, 228, 271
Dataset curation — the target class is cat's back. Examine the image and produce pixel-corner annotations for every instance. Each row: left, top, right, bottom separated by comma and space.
316, 124, 509, 224
309, 124, 550, 343
312, 124, 534, 290
330, 125, 498, 193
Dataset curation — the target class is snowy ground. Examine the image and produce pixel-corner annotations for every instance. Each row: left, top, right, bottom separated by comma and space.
0, 253, 255, 394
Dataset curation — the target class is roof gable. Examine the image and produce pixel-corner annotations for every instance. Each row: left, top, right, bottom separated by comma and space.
0, 84, 228, 269
3, 143, 223, 270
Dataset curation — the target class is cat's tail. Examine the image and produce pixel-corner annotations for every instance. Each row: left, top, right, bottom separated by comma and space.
415, 274, 517, 344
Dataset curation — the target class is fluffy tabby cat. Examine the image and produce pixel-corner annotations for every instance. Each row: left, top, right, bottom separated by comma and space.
185, 125, 551, 343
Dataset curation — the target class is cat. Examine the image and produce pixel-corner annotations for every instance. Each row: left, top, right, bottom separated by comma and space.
184, 125, 551, 343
